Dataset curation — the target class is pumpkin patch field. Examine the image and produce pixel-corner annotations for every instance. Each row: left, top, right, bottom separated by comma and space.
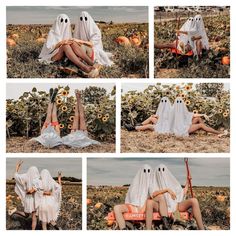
6, 181, 82, 230
155, 14, 230, 78
7, 23, 148, 78
87, 185, 230, 230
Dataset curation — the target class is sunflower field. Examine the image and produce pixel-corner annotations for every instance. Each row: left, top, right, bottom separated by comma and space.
121, 83, 230, 130
6, 86, 116, 142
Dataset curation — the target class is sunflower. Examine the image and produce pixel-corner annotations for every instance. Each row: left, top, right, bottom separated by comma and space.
97, 109, 103, 113
61, 90, 69, 96
69, 116, 75, 122
185, 100, 191, 106
61, 106, 68, 112
218, 109, 223, 113
226, 109, 230, 113
68, 124, 72, 129
193, 110, 198, 114
223, 112, 228, 117
56, 99, 62, 105
184, 85, 192, 90
59, 123, 64, 129
175, 86, 180, 90
102, 117, 108, 123
73, 105, 76, 111
104, 113, 110, 119
180, 93, 185, 98
97, 114, 102, 119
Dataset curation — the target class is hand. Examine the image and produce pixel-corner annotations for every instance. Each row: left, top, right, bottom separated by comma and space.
17, 160, 23, 166
168, 189, 176, 200
191, 36, 196, 41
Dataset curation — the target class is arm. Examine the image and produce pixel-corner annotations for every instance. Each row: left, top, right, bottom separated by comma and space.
15, 160, 23, 173
152, 188, 176, 200
43, 191, 52, 196
72, 38, 93, 47
58, 171, 62, 185
191, 36, 202, 41
183, 178, 189, 196
176, 30, 188, 35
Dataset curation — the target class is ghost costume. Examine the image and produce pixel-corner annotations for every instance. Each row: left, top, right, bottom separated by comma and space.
32, 125, 62, 148
125, 164, 152, 211
39, 14, 72, 63
170, 97, 194, 137
178, 17, 198, 55
194, 14, 209, 50
36, 169, 62, 223
150, 164, 184, 213
74, 11, 113, 66
14, 166, 40, 213
62, 130, 100, 148
154, 97, 173, 134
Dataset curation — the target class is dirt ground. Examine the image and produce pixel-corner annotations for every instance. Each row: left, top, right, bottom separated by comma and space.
6, 137, 115, 153
121, 129, 230, 153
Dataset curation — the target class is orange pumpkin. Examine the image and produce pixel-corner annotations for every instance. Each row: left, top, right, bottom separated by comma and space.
86, 198, 92, 205
7, 38, 16, 47
130, 35, 142, 46
222, 56, 230, 65
115, 36, 130, 47
94, 202, 103, 209
36, 37, 46, 44
216, 195, 226, 202
11, 33, 19, 39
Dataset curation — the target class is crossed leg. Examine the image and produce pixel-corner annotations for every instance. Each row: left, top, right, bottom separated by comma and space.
52, 44, 94, 73
76, 90, 87, 131
188, 123, 221, 135
31, 211, 37, 230
41, 102, 53, 134
178, 198, 204, 230
135, 115, 158, 131
52, 103, 60, 135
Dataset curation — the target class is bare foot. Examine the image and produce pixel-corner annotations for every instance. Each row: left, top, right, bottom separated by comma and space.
218, 130, 229, 138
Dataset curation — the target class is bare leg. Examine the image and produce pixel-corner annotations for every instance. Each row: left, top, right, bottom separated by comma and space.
71, 101, 79, 132
178, 198, 204, 230
52, 103, 60, 135
70, 42, 94, 66
188, 123, 221, 135
52, 46, 65, 61
135, 124, 154, 131
146, 199, 160, 230
196, 40, 203, 58
153, 195, 168, 217
192, 117, 204, 124
113, 204, 129, 230
31, 211, 37, 230
41, 102, 53, 133
155, 42, 176, 49
141, 116, 158, 125
60, 45, 93, 73
42, 222, 47, 230
76, 90, 87, 131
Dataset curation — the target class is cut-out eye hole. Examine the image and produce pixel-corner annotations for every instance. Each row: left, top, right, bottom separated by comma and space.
60, 18, 63, 23
161, 100, 163, 102
148, 169, 150, 173
65, 19, 68, 23
144, 169, 146, 173
180, 101, 182, 103
80, 16, 83, 21
189, 18, 191, 21
163, 168, 165, 171
85, 16, 88, 21
165, 100, 167, 102
158, 168, 161, 171
177, 101, 179, 103
192, 19, 193, 21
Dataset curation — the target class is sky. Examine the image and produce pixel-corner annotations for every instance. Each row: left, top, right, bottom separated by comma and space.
6, 6, 148, 24
6, 83, 115, 100
122, 83, 230, 94
6, 158, 82, 179
87, 158, 230, 187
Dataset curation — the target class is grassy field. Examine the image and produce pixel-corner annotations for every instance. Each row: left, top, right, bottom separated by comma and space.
7, 23, 148, 78
154, 14, 230, 78
6, 181, 82, 230
121, 129, 230, 153
6, 137, 115, 153
87, 185, 230, 230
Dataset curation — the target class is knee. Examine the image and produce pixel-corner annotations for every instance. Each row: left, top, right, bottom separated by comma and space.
155, 194, 165, 202
190, 197, 199, 206
62, 44, 71, 52
114, 205, 121, 214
